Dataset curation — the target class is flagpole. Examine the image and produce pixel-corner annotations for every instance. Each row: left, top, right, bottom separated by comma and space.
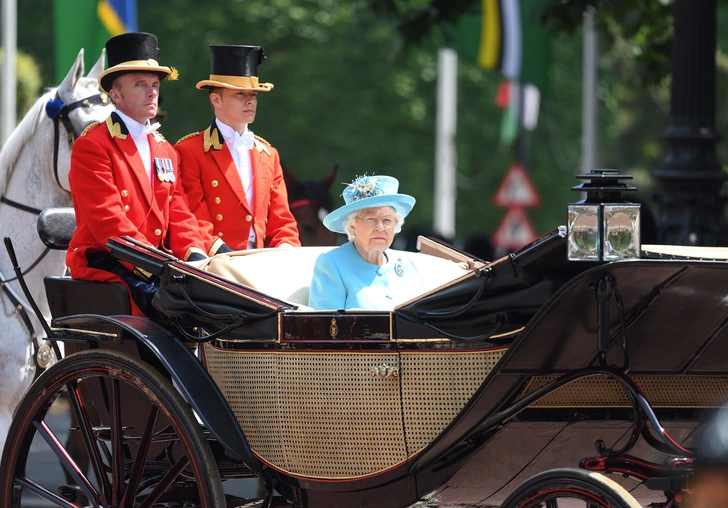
581, 6, 598, 173
434, 47, 458, 240
515, 81, 527, 167
1, 0, 17, 145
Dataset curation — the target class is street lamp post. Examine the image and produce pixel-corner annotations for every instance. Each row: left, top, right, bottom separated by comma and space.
653, 0, 727, 246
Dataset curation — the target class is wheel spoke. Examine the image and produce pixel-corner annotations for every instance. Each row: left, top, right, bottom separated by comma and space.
15, 476, 80, 508
33, 420, 103, 507
110, 378, 125, 506
546, 500, 559, 508
67, 381, 112, 504
120, 405, 159, 508
137, 456, 190, 508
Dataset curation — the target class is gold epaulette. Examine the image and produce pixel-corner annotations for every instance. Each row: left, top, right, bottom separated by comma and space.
176, 131, 200, 144
80, 121, 100, 137
254, 134, 271, 146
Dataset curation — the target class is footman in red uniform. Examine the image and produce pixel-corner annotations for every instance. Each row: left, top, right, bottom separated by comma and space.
175, 45, 300, 251
67, 32, 221, 316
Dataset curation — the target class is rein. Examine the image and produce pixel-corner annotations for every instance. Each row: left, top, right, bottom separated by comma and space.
47, 91, 109, 192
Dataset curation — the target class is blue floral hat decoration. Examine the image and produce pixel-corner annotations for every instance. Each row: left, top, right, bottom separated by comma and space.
323, 175, 416, 234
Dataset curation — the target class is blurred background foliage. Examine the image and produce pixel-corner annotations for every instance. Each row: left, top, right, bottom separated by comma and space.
0, 48, 43, 117
12, 0, 728, 246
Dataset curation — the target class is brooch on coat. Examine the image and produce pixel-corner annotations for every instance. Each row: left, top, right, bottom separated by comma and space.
394, 257, 405, 277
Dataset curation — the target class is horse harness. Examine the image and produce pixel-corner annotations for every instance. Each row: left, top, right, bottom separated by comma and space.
0, 91, 109, 372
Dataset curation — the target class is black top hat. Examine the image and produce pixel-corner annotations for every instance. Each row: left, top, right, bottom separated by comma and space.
196, 45, 274, 92
98, 32, 176, 93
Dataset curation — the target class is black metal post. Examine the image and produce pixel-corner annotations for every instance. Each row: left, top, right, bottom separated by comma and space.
653, 0, 726, 246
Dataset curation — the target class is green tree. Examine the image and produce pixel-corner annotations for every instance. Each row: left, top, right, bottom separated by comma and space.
0, 49, 43, 119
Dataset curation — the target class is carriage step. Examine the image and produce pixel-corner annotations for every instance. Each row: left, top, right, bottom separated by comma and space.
68, 425, 134, 441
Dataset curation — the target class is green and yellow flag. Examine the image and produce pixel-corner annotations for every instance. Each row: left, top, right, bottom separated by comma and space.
446, 0, 551, 94
54, 0, 137, 82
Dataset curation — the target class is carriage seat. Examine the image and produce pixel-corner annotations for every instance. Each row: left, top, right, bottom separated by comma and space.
37, 207, 76, 250
201, 246, 470, 308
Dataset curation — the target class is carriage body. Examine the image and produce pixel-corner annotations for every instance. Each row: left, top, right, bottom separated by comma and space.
4, 220, 728, 507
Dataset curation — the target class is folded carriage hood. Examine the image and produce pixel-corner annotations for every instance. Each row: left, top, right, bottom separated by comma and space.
498, 258, 728, 376
394, 227, 585, 341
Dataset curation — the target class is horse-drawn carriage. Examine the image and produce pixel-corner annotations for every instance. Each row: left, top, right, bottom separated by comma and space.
2, 171, 728, 507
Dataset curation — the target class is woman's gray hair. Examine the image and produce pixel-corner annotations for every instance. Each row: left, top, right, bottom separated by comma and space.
341, 207, 405, 241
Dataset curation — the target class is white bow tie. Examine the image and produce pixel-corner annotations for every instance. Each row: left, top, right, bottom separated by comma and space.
234, 130, 255, 151
138, 122, 161, 137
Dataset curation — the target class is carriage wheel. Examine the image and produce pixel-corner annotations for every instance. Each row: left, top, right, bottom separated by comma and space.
0, 348, 225, 507
500, 468, 642, 508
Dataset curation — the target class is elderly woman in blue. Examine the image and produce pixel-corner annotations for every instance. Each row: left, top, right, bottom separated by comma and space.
308, 175, 425, 310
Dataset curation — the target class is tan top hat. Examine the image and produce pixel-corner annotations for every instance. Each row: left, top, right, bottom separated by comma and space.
196, 45, 274, 92
98, 32, 177, 93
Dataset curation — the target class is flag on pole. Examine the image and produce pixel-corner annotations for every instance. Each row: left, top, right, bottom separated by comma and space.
495, 80, 540, 144
54, 0, 137, 82
445, 0, 551, 94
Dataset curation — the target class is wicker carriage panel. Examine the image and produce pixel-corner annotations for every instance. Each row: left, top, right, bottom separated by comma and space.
521, 376, 728, 408
204, 346, 407, 478
400, 349, 507, 454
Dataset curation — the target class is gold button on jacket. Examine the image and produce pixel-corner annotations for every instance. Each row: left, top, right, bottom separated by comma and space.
154, 229, 162, 237
211, 180, 219, 187
121, 190, 128, 197
214, 197, 221, 204
245, 215, 253, 222
123, 205, 130, 212
216, 214, 223, 221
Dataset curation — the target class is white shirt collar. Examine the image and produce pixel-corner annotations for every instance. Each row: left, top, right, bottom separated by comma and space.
115, 110, 159, 139
216, 119, 254, 149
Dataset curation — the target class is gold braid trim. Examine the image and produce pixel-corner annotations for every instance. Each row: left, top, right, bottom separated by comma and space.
254, 134, 271, 146
80, 121, 100, 137
176, 131, 200, 144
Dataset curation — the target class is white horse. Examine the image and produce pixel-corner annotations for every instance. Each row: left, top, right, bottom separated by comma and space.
0, 49, 114, 455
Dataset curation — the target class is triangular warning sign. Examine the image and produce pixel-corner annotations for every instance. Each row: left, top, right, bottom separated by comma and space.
493, 162, 541, 208
492, 208, 538, 250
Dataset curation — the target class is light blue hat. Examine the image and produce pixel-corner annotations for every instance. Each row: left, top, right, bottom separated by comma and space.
323, 175, 416, 234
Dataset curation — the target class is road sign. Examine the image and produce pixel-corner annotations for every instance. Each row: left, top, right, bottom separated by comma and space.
491, 208, 538, 250
493, 163, 541, 208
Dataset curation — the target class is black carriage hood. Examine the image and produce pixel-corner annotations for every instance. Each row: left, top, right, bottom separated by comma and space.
394, 227, 586, 341
108, 236, 292, 341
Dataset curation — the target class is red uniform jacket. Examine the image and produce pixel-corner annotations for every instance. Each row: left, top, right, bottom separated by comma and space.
67, 112, 215, 288
175, 121, 300, 251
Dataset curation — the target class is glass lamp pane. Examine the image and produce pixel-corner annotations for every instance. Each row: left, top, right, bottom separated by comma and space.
568, 205, 601, 261
603, 204, 640, 261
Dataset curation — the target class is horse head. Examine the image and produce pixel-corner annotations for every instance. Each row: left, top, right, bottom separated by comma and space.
51, 48, 115, 196
284, 163, 340, 246
0, 49, 114, 207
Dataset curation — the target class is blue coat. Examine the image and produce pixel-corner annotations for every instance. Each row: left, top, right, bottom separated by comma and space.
308, 242, 426, 310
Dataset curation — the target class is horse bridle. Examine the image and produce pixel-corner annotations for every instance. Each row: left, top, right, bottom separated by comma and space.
1, 91, 109, 216
0, 92, 109, 365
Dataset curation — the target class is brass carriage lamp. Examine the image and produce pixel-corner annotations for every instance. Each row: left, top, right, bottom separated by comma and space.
567, 169, 640, 262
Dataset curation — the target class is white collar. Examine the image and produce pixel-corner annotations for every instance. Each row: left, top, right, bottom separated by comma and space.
216, 119, 253, 145
115, 110, 160, 139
